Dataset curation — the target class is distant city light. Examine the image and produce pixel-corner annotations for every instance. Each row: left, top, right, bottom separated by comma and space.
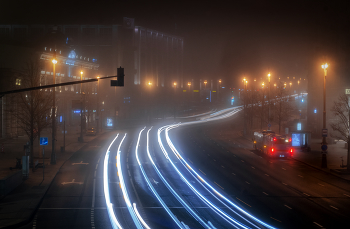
314, 109, 317, 113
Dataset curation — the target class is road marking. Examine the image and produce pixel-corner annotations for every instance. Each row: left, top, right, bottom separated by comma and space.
127, 164, 129, 169
189, 159, 193, 164
61, 179, 83, 185
251, 166, 255, 169
282, 182, 288, 186
95, 164, 98, 169
94, 171, 96, 177
92, 179, 96, 207
284, 205, 292, 209
318, 183, 324, 187
303, 193, 310, 196
214, 159, 216, 161
282, 168, 286, 170
330, 205, 338, 210
207, 154, 210, 156
153, 179, 159, 185
241, 160, 244, 162
263, 192, 268, 195
199, 169, 206, 175
214, 182, 224, 190
313, 222, 323, 228
298, 175, 304, 178
233, 155, 236, 157
236, 197, 251, 207
127, 158, 128, 162
344, 194, 350, 198
72, 161, 89, 165
265, 174, 269, 177
245, 181, 250, 185
232, 173, 236, 176
221, 165, 225, 168
270, 217, 282, 223
128, 170, 131, 177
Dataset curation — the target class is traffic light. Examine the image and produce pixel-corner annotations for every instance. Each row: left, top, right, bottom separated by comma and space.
110, 67, 124, 87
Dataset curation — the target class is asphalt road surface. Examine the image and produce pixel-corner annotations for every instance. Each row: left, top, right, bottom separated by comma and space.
19, 110, 350, 229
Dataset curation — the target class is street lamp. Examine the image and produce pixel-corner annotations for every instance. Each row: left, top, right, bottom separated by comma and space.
321, 63, 328, 168
96, 76, 100, 133
174, 82, 177, 87
79, 70, 84, 142
51, 56, 57, 165
148, 81, 152, 86
204, 80, 207, 88
267, 73, 271, 130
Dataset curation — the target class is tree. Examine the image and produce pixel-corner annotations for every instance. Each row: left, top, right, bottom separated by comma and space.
330, 94, 350, 171
7, 57, 52, 167
273, 81, 295, 134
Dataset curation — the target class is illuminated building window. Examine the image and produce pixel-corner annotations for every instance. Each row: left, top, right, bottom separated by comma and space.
15, 79, 21, 86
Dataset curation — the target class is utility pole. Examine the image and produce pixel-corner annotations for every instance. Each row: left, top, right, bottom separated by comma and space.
79, 69, 84, 142
268, 73, 271, 130
97, 76, 100, 133
51, 52, 57, 165
321, 63, 328, 168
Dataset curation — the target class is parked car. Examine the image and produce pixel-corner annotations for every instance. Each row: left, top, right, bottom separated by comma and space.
86, 127, 97, 136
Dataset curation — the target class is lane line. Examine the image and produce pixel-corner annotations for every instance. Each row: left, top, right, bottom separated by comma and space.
284, 205, 292, 209
270, 217, 281, 223
330, 205, 338, 210
236, 197, 251, 207
313, 222, 323, 228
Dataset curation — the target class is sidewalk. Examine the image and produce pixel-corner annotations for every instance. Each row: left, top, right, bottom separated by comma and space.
0, 128, 106, 229
293, 138, 350, 180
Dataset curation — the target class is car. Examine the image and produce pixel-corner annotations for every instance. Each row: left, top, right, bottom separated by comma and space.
86, 127, 97, 136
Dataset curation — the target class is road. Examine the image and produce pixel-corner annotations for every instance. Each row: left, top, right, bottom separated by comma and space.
20, 107, 350, 229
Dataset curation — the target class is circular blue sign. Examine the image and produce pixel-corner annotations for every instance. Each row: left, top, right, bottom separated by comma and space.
321, 145, 327, 151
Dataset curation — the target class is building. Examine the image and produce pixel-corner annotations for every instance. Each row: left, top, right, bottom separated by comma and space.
0, 18, 184, 87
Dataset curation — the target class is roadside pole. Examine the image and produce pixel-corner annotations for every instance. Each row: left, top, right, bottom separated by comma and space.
42, 146, 45, 181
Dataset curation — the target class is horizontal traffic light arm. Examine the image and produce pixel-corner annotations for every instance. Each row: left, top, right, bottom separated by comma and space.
0, 75, 118, 98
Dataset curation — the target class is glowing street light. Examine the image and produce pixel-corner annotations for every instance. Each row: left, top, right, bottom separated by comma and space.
321, 63, 329, 168
51, 55, 57, 164
204, 80, 207, 88
148, 81, 152, 86
174, 82, 177, 87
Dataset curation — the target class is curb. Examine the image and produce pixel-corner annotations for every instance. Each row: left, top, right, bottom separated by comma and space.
292, 157, 350, 183
0, 131, 108, 229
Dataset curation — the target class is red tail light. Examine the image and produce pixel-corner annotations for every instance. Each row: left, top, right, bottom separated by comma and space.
289, 138, 292, 142
273, 137, 276, 141
271, 148, 274, 152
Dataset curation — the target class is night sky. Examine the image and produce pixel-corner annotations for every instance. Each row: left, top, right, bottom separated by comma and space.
1, 0, 349, 86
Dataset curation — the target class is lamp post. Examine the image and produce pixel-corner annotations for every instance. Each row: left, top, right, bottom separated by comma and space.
243, 78, 248, 135
174, 82, 177, 119
51, 55, 57, 165
261, 82, 265, 130
96, 76, 100, 133
321, 63, 328, 168
204, 80, 207, 89
268, 73, 271, 130
79, 70, 84, 142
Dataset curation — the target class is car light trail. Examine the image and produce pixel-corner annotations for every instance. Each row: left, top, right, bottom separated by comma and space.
103, 134, 123, 229
135, 127, 184, 228
133, 203, 150, 229
157, 126, 249, 229
147, 128, 211, 229
161, 106, 278, 229
116, 133, 144, 229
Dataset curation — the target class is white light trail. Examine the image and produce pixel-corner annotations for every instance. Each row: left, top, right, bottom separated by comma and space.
135, 127, 184, 228
116, 133, 143, 229
133, 203, 151, 229
103, 134, 123, 229
160, 105, 278, 229
158, 126, 248, 229
147, 128, 211, 228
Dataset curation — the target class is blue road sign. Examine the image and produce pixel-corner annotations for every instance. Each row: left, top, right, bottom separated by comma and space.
268, 123, 271, 128
321, 144, 327, 151
40, 137, 48, 146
